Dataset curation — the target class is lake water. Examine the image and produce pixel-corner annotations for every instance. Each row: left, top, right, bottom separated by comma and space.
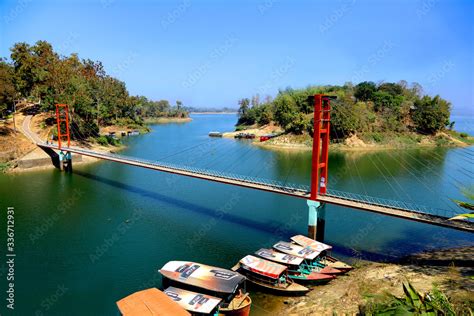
0, 114, 473, 315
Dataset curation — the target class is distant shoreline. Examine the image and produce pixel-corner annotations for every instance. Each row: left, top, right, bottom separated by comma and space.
190, 112, 237, 115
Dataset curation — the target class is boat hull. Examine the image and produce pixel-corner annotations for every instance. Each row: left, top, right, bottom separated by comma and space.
219, 294, 251, 316
162, 276, 251, 316
289, 272, 335, 285
231, 264, 309, 296
322, 256, 353, 273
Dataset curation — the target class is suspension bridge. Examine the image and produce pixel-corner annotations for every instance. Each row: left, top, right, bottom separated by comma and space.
24, 97, 474, 234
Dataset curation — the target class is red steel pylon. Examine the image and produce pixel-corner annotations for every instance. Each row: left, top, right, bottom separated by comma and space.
55, 104, 71, 149
310, 94, 333, 200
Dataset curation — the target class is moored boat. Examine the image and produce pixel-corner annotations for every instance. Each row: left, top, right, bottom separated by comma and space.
255, 248, 334, 285
209, 131, 223, 137
273, 241, 343, 275
291, 235, 353, 272
164, 286, 222, 315
234, 133, 255, 139
231, 255, 310, 296
159, 261, 251, 316
116, 287, 190, 316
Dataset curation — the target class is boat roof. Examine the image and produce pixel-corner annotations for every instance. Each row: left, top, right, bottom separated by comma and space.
255, 248, 304, 266
291, 235, 332, 252
116, 288, 190, 316
239, 255, 287, 279
159, 261, 246, 294
164, 286, 222, 314
273, 241, 322, 260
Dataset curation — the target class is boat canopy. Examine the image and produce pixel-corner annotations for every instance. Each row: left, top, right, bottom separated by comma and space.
239, 255, 287, 279
159, 261, 246, 294
273, 241, 322, 260
116, 288, 190, 316
291, 235, 332, 252
255, 248, 304, 266
164, 286, 222, 314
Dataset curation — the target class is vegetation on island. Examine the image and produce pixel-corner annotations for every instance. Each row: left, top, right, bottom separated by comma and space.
0, 40, 188, 143
235, 81, 469, 146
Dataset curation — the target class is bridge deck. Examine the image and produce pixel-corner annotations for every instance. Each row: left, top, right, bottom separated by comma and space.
39, 143, 474, 233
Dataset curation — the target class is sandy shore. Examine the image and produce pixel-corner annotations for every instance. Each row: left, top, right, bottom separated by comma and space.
144, 117, 192, 124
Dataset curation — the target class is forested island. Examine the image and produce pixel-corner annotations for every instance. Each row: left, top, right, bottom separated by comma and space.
0, 41, 189, 145
233, 82, 472, 149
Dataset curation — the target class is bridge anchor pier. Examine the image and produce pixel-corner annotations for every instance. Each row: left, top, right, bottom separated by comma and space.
59, 151, 72, 172
307, 200, 326, 242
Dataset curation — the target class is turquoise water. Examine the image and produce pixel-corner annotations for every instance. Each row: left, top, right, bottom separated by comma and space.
0, 114, 473, 315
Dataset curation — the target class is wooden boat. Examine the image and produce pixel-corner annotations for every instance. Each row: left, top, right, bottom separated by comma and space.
159, 261, 251, 316
273, 241, 343, 275
291, 235, 353, 272
209, 131, 223, 137
234, 133, 256, 139
231, 255, 310, 296
117, 287, 190, 316
164, 286, 222, 315
255, 248, 334, 285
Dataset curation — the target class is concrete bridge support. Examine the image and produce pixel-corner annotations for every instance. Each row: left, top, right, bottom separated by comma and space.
307, 200, 326, 242
59, 151, 72, 172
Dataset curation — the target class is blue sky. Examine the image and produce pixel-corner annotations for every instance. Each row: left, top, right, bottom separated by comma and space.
1, 0, 473, 115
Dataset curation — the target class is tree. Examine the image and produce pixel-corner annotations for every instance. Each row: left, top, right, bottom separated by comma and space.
354, 81, 376, 101
377, 82, 403, 96
10, 42, 35, 97
238, 98, 250, 116
0, 59, 16, 118
258, 104, 273, 125
273, 94, 298, 131
251, 94, 260, 108
412, 95, 450, 134
330, 100, 360, 139
372, 91, 403, 112
236, 98, 252, 125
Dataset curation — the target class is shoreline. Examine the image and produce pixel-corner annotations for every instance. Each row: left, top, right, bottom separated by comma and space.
262, 246, 473, 315
144, 117, 192, 124
190, 112, 237, 115
223, 126, 473, 152
2, 114, 190, 174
